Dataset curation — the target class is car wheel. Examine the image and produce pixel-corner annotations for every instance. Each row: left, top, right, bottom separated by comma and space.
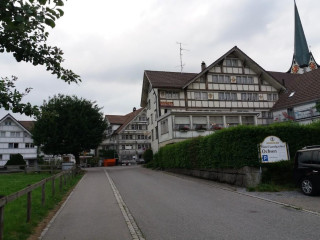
301, 178, 316, 196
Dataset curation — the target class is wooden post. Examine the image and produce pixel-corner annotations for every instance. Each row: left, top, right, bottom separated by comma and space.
52, 178, 55, 197
41, 183, 46, 206
0, 204, 4, 240
64, 174, 66, 186
27, 189, 32, 222
59, 175, 62, 192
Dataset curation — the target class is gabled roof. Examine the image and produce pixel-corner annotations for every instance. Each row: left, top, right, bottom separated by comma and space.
106, 108, 145, 135
115, 108, 144, 134
183, 46, 284, 90
271, 68, 320, 110
0, 114, 35, 134
19, 121, 35, 132
105, 115, 127, 125
145, 70, 197, 89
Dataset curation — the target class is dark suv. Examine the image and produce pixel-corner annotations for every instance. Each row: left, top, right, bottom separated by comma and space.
294, 146, 320, 196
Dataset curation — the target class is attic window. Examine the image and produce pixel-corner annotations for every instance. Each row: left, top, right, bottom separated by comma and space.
289, 91, 295, 97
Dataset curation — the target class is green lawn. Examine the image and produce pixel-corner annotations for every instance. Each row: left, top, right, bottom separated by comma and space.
0, 172, 83, 240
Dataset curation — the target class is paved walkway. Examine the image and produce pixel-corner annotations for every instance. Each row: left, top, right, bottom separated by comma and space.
41, 168, 134, 240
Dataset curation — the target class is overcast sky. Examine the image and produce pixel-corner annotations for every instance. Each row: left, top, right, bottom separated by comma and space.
1, 0, 320, 120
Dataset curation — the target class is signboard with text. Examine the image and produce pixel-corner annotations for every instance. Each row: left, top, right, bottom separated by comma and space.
260, 136, 289, 163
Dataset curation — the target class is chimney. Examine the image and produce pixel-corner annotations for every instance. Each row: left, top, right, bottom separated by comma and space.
201, 61, 206, 71
133, 107, 136, 112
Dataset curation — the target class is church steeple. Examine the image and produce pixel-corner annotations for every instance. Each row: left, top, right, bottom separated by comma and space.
289, 0, 318, 74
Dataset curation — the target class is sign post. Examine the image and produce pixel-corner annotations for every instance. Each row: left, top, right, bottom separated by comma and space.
260, 136, 289, 163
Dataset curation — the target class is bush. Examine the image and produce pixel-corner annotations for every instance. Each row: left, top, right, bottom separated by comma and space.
5, 154, 25, 165
149, 121, 320, 170
143, 149, 153, 163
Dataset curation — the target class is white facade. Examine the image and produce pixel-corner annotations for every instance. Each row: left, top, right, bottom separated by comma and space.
0, 114, 37, 166
273, 102, 320, 124
141, 47, 285, 152
99, 108, 151, 163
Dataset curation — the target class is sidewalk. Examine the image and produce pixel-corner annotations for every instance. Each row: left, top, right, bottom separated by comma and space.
41, 168, 132, 240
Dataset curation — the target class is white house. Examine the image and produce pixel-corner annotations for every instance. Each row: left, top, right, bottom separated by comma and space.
140, 47, 285, 152
0, 114, 37, 166
98, 108, 151, 163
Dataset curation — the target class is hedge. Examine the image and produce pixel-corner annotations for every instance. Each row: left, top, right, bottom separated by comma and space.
150, 121, 320, 170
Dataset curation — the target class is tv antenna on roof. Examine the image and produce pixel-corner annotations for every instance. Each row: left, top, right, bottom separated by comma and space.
176, 42, 189, 73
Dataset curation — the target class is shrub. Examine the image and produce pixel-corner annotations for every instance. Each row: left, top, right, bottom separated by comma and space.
5, 154, 25, 165
143, 149, 153, 163
149, 121, 320, 170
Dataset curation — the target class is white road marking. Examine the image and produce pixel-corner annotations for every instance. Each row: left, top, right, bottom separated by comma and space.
104, 169, 145, 240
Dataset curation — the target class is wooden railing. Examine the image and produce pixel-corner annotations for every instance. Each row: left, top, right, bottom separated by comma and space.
0, 167, 76, 240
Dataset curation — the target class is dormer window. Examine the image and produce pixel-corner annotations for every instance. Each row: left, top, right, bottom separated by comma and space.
289, 91, 295, 97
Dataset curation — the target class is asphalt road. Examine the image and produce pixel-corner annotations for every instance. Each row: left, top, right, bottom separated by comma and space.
41, 166, 320, 240
108, 166, 320, 240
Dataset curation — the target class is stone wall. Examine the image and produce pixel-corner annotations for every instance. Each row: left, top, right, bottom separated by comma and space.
167, 166, 261, 187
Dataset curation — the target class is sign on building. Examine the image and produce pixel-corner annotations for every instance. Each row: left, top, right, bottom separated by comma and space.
260, 136, 289, 163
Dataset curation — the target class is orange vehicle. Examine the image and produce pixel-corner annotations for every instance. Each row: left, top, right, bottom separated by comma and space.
104, 158, 116, 167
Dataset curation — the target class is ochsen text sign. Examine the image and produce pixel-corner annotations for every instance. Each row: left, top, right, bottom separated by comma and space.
260, 136, 289, 163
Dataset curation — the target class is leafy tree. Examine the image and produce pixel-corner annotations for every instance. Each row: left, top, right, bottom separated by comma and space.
0, 76, 39, 116
0, 0, 80, 115
99, 149, 118, 159
32, 95, 107, 164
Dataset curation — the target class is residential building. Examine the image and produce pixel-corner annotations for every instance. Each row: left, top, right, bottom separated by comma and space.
99, 108, 150, 163
0, 114, 37, 166
141, 47, 285, 152
140, 1, 320, 152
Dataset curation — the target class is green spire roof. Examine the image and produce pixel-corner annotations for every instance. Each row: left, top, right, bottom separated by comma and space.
294, 0, 310, 67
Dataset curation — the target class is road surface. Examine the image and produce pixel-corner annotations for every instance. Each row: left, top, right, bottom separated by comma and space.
41, 166, 320, 240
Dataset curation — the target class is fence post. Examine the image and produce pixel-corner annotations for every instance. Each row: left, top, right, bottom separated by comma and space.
59, 175, 62, 192
27, 189, 32, 222
0, 197, 4, 240
64, 174, 66, 186
52, 178, 55, 197
41, 183, 46, 206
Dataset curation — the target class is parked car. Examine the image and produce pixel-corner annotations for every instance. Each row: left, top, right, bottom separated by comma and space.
294, 146, 320, 196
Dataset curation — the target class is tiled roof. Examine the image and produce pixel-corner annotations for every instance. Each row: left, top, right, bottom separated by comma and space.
105, 115, 127, 125
145, 70, 197, 89
115, 108, 144, 134
18, 121, 35, 132
271, 69, 320, 110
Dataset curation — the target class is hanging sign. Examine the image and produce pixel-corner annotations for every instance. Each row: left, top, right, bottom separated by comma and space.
260, 136, 289, 163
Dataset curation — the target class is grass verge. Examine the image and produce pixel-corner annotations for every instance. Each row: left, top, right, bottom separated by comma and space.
0, 172, 83, 240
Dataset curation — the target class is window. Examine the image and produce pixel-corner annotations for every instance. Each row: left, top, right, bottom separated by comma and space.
241, 93, 258, 101
25, 143, 34, 148
236, 76, 254, 84
212, 75, 231, 84
199, 76, 206, 83
161, 119, 169, 135
10, 132, 21, 137
0, 131, 5, 137
5, 121, 12, 126
226, 116, 239, 127
194, 92, 208, 100
122, 145, 125, 150
242, 116, 255, 125
218, 92, 237, 101
165, 91, 179, 99
262, 112, 273, 119
150, 114, 153, 123
8, 143, 18, 149
226, 59, 238, 67
267, 93, 278, 101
